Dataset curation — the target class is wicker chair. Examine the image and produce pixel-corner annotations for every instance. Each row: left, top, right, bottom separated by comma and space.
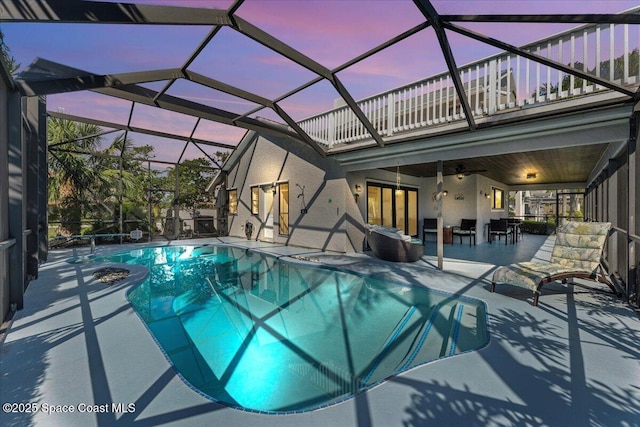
366, 225, 424, 263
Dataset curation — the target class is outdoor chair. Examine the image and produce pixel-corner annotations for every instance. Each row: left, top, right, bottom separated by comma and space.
489, 219, 513, 245
452, 219, 476, 246
502, 217, 524, 242
422, 218, 438, 244
490, 221, 620, 306
366, 224, 424, 263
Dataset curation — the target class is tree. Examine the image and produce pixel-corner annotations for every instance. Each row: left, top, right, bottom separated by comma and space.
0, 29, 20, 75
48, 117, 103, 235
48, 118, 157, 236
89, 134, 155, 233
533, 49, 639, 98
162, 158, 218, 211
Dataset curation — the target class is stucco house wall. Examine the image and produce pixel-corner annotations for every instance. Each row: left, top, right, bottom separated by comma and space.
219, 131, 511, 251
419, 174, 509, 243
224, 132, 360, 253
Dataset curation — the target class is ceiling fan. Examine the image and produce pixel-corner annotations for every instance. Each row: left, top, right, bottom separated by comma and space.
454, 164, 487, 180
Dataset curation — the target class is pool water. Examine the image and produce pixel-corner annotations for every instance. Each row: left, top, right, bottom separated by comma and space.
102, 245, 488, 413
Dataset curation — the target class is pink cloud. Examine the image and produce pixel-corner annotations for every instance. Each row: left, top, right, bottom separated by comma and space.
48, 92, 133, 123
191, 119, 247, 145
236, 1, 424, 69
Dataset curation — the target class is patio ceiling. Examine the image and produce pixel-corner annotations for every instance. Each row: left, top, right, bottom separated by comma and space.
3, 0, 640, 175
386, 144, 610, 186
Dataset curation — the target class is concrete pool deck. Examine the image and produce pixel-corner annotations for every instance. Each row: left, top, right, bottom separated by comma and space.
1, 235, 639, 426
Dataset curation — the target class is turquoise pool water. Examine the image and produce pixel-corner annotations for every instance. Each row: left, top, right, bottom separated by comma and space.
101, 245, 488, 413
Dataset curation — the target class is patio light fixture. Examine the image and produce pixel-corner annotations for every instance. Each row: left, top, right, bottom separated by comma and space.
354, 184, 362, 202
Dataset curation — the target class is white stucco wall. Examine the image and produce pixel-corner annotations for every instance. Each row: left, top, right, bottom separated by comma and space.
222, 131, 511, 250
419, 174, 509, 243
225, 133, 358, 253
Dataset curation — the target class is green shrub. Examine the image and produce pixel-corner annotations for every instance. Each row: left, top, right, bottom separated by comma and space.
521, 220, 552, 235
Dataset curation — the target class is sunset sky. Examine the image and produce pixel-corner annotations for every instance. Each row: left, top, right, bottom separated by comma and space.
2, 0, 639, 163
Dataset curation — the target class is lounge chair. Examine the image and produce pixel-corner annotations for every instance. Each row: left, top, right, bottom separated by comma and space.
422, 218, 438, 244
452, 219, 476, 246
366, 225, 424, 262
490, 221, 620, 306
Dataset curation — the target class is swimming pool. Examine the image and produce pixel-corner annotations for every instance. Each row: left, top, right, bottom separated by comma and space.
100, 245, 488, 413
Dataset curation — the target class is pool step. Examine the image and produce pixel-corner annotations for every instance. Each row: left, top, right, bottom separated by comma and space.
393, 301, 478, 374
454, 303, 488, 353
441, 304, 465, 357
359, 306, 421, 385
392, 301, 459, 373
395, 303, 448, 372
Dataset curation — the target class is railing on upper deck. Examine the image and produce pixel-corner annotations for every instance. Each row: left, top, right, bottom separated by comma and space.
298, 16, 640, 148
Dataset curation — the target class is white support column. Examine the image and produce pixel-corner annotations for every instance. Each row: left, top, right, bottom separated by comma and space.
515, 191, 524, 218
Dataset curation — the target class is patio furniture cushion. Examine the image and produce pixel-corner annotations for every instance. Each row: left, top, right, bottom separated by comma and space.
422, 218, 438, 243
489, 218, 513, 244
453, 219, 476, 245
492, 262, 591, 292
490, 221, 619, 306
367, 224, 411, 241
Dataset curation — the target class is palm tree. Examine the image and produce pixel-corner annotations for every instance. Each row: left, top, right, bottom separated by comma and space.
48, 117, 103, 235
92, 134, 153, 233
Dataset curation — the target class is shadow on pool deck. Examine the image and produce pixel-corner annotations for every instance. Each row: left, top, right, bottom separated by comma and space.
0, 235, 638, 426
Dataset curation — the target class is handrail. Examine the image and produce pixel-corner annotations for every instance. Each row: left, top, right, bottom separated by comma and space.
298, 14, 640, 148
0, 238, 16, 252
611, 225, 640, 244
51, 233, 139, 240
331, 6, 640, 110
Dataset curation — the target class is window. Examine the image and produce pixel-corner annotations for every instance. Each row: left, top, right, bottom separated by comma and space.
367, 186, 381, 225
251, 187, 259, 215
407, 190, 418, 236
366, 183, 418, 236
228, 189, 237, 215
395, 189, 405, 232
382, 188, 393, 227
492, 187, 504, 210
279, 183, 289, 235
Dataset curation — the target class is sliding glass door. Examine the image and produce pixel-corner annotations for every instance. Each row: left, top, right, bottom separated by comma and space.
367, 183, 418, 237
